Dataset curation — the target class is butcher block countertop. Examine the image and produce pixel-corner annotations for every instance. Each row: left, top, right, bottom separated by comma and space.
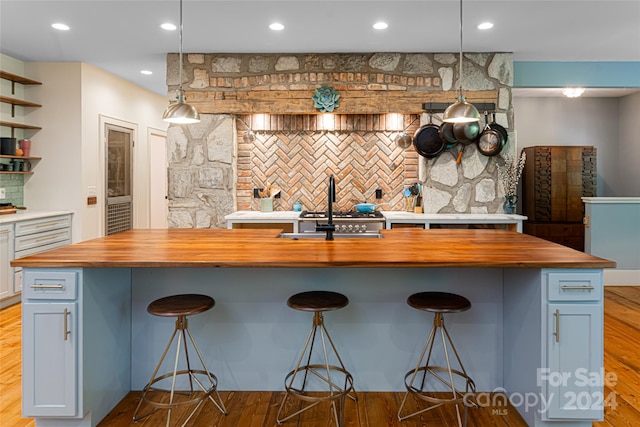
11, 228, 615, 269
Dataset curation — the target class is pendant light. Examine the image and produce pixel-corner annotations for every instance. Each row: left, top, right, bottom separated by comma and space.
162, 0, 200, 124
442, 0, 480, 124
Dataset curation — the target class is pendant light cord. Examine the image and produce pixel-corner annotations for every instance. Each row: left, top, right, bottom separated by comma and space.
458, 0, 463, 93
178, 0, 184, 95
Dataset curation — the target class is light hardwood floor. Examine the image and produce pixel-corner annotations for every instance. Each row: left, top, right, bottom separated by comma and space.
1, 287, 639, 426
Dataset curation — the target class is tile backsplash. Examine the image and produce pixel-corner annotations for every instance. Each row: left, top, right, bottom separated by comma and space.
0, 174, 24, 207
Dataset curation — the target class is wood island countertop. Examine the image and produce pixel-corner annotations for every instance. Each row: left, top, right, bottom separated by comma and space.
11, 228, 615, 269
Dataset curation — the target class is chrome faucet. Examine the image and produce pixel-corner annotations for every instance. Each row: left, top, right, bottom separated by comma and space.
316, 174, 336, 240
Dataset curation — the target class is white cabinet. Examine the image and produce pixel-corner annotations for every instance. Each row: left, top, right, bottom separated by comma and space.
0, 223, 14, 300
0, 213, 72, 308
22, 269, 79, 417
543, 271, 604, 421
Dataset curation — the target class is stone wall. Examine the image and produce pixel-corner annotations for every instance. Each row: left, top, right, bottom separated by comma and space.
166, 52, 514, 227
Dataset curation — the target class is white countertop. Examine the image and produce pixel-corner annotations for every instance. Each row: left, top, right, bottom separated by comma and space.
0, 210, 74, 224
225, 210, 527, 221
381, 212, 527, 221
225, 210, 301, 221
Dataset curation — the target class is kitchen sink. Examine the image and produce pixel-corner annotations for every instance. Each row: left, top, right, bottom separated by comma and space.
279, 232, 384, 239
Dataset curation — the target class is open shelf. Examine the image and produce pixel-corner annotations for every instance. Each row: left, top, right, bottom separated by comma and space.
0, 121, 41, 131
0, 154, 42, 161
0, 95, 41, 108
0, 71, 41, 86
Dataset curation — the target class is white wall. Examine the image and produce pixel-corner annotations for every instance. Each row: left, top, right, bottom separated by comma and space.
618, 92, 640, 196
24, 61, 167, 242
513, 96, 621, 196
22, 63, 83, 241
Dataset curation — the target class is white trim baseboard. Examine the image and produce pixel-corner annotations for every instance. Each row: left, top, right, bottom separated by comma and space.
604, 269, 640, 286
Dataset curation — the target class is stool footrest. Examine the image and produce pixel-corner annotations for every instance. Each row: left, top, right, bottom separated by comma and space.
403, 366, 476, 405
140, 369, 219, 410
283, 364, 355, 403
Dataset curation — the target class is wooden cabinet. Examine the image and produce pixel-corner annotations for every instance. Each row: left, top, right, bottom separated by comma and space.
522, 146, 597, 251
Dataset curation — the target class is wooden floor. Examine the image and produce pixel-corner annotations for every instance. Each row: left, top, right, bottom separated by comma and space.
1, 287, 639, 426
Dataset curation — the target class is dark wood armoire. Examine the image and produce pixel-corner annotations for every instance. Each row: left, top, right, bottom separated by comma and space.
521, 146, 597, 251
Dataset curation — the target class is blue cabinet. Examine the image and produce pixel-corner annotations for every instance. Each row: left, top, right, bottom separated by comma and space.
543, 271, 604, 420
22, 302, 77, 416
22, 270, 79, 418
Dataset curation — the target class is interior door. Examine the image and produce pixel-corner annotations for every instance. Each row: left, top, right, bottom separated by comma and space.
148, 130, 168, 228
105, 124, 133, 235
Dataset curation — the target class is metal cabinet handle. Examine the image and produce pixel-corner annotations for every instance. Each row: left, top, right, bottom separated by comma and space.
0, 230, 9, 235
555, 309, 560, 343
63, 308, 70, 341
561, 285, 595, 290
30, 284, 64, 289
35, 235, 62, 243
35, 221, 62, 228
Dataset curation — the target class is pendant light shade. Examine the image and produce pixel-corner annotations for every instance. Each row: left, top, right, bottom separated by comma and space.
162, 90, 200, 124
442, 0, 480, 124
443, 94, 480, 123
163, 0, 199, 124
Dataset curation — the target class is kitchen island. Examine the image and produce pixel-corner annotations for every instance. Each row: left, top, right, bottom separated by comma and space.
13, 228, 614, 427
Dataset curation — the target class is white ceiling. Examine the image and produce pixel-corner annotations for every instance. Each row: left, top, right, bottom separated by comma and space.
1, 0, 639, 97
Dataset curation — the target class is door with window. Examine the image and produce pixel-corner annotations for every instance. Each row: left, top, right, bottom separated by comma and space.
105, 124, 133, 235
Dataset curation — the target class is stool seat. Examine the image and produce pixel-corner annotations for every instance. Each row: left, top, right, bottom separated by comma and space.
287, 290, 348, 312
147, 294, 214, 317
407, 291, 471, 313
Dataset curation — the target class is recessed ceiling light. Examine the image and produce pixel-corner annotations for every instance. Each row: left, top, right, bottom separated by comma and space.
373, 22, 388, 30
477, 22, 494, 30
161, 23, 177, 31
562, 87, 585, 98
140, 70, 153, 75
269, 23, 285, 31
51, 23, 70, 31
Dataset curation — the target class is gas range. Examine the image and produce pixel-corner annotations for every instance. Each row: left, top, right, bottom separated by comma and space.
298, 210, 385, 234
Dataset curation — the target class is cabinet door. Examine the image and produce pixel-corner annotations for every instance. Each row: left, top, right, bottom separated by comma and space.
0, 224, 14, 300
22, 302, 77, 417
546, 303, 603, 420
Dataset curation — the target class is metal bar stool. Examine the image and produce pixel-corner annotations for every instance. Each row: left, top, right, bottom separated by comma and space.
398, 291, 477, 426
277, 291, 356, 426
133, 294, 227, 426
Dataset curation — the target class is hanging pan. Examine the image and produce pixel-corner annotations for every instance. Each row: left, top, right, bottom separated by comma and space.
439, 122, 458, 151
413, 114, 445, 158
452, 120, 480, 145
395, 115, 420, 149
477, 112, 505, 156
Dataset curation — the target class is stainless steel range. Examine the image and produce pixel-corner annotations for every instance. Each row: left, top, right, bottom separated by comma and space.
299, 211, 385, 234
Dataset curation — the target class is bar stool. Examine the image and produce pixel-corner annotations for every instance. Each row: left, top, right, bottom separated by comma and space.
277, 291, 356, 426
133, 294, 227, 426
398, 291, 476, 426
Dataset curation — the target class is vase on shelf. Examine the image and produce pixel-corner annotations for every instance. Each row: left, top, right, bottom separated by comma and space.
19, 139, 31, 157
503, 195, 517, 214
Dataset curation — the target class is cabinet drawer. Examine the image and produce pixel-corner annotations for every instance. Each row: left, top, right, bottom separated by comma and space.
15, 228, 71, 252
15, 215, 71, 237
547, 272, 602, 302
24, 270, 77, 300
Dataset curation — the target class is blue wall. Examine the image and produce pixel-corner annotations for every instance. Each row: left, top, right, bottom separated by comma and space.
514, 62, 640, 88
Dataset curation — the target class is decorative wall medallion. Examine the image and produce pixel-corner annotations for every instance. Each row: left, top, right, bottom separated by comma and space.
312, 85, 340, 112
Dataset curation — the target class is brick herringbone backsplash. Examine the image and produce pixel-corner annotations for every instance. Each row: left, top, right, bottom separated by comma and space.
237, 129, 420, 212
